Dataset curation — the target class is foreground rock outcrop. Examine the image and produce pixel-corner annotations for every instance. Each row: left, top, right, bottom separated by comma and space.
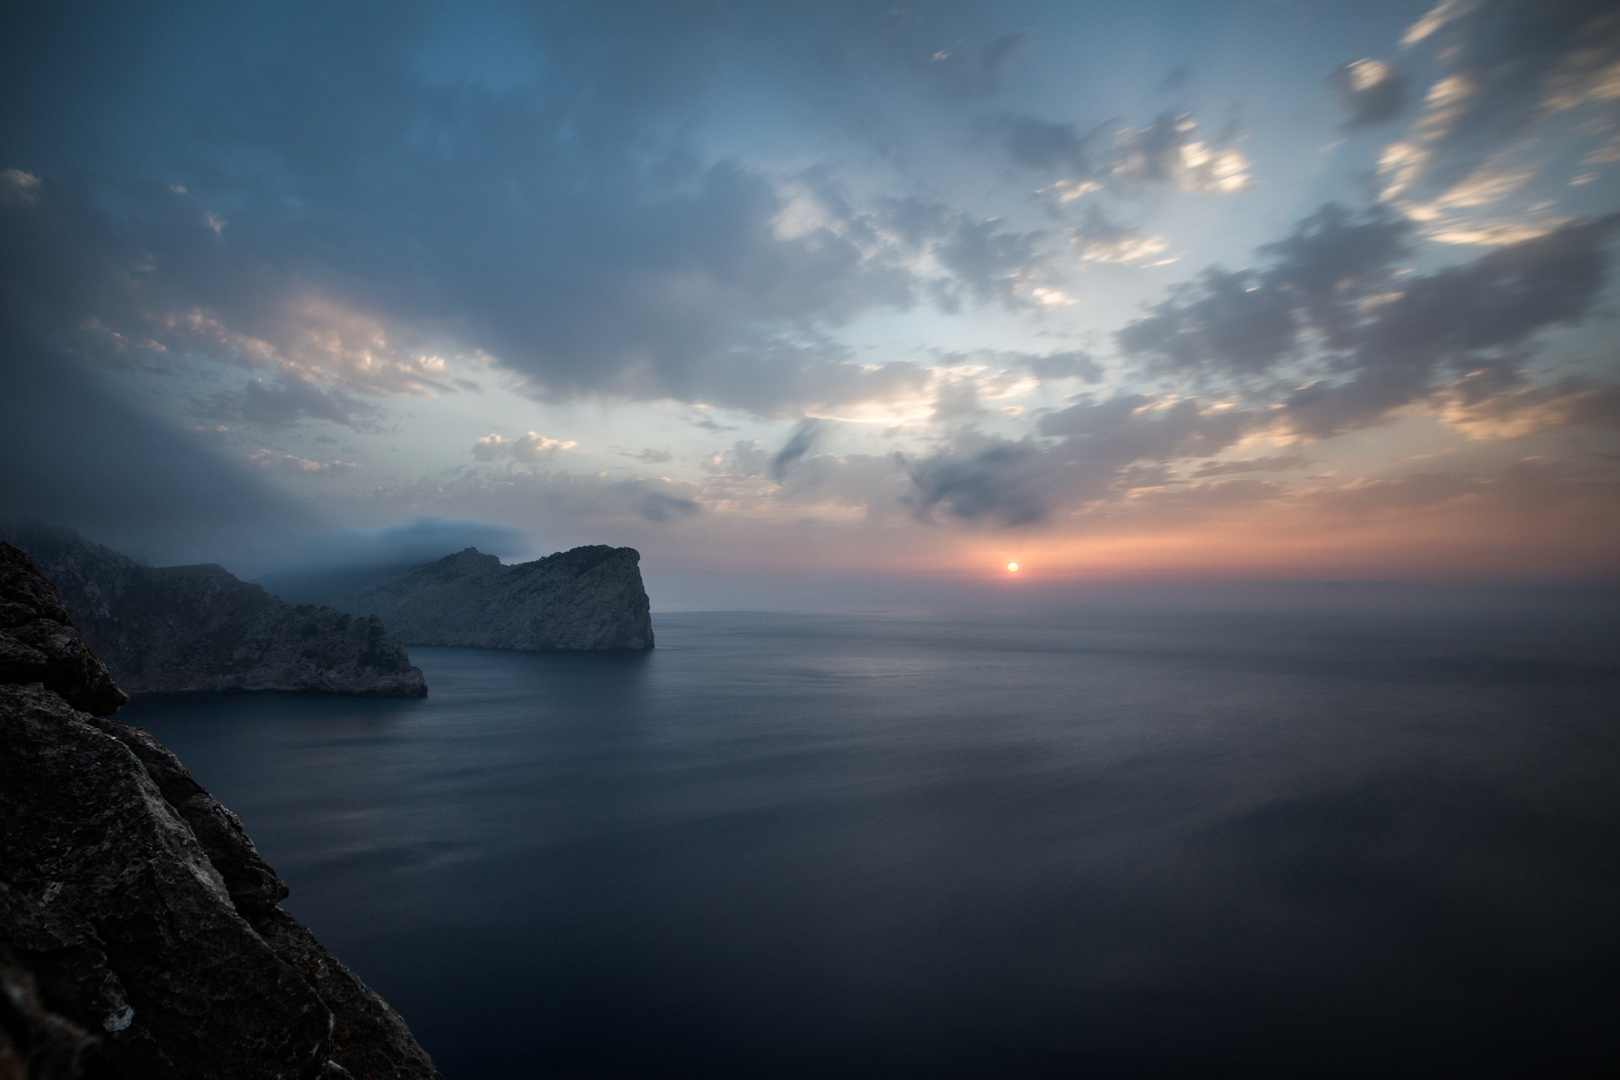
339, 545, 654, 651
0, 541, 441, 1079
2, 524, 425, 697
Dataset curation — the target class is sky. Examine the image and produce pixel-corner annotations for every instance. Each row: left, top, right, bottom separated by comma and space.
1, 0, 1617, 600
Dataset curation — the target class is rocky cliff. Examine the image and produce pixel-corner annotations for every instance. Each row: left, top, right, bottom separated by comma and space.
0, 541, 441, 1079
338, 545, 654, 651
2, 524, 426, 697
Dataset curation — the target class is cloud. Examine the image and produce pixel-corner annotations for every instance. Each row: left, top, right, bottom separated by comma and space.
983, 113, 1100, 174
927, 214, 1052, 310
90, 298, 460, 403
510, 432, 578, 460
166, 299, 457, 398
685, 410, 740, 433
638, 491, 701, 522
2, 0, 1613, 569
0, 168, 461, 412
1328, 59, 1408, 128
1382, 0, 1620, 205
1118, 203, 1618, 436
930, 375, 989, 424
1439, 375, 1620, 438
1110, 112, 1251, 193
868, 195, 1067, 312
985, 110, 1251, 195
0, 169, 40, 205
770, 418, 828, 480
249, 448, 358, 476
0, 68, 930, 421
715, 343, 935, 423
1117, 268, 1300, 377
902, 436, 1049, 526
199, 375, 381, 430
703, 440, 773, 479
1284, 214, 1619, 437
1254, 203, 1414, 348
1308, 468, 1493, 519
1015, 349, 1103, 383
900, 393, 1258, 527
1068, 207, 1170, 265
1036, 394, 1254, 462
1190, 453, 1310, 477
627, 448, 673, 463
472, 432, 578, 461
0, 9, 1249, 428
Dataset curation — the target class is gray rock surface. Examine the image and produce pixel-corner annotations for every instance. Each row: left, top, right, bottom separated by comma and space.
0, 540, 441, 1079
2, 524, 425, 697
339, 544, 654, 650
0, 542, 127, 716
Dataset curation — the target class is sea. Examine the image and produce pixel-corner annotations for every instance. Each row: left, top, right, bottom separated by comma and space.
122, 601, 1620, 1079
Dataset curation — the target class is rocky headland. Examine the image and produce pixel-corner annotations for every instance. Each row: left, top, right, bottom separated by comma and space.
2, 524, 426, 697
0, 540, 440, 1079
338, 545, 654, 651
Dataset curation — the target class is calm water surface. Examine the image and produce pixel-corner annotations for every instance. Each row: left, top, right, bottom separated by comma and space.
124, 608, 1620, 1078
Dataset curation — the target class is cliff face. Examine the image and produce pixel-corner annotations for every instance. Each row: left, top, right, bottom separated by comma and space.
0, 541, 440, 1079
339, 545, 654, 651
0, 539, 127, 717
2, 525, 426, 697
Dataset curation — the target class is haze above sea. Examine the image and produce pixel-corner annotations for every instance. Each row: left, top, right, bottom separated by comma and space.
124, 599, 1620, 1078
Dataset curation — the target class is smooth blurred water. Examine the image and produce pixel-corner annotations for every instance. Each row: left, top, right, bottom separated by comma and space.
123, 608, 1620, 1078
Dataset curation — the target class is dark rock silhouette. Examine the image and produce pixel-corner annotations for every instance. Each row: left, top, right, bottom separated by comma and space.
0, 941, 97, 1080
2, 524, 426, 697
0, 543, 127, 715
339, 544, 654, 651
0, 540, 440, 1079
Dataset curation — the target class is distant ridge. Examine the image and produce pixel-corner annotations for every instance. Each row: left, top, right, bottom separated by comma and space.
1, 522, 427, 696
338, 545, 654, 650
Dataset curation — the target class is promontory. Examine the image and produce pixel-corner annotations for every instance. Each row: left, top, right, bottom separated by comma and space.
2, 523, 426, 697
337, 544, 653, 651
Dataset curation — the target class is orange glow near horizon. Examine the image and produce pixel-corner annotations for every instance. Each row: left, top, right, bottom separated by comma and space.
652, 482, 1620, 583
921, 497, 1620, 583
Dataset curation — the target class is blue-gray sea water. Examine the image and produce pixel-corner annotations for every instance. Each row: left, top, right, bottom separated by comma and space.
123, 607, 1620, 1078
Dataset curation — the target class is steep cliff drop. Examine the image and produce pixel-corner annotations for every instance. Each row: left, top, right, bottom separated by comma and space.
339, 545, 654, 651
0, 540, 441, 1080
2, 524, 426, 697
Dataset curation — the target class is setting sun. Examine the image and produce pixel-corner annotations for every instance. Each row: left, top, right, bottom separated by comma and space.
1007, 562, 1018, 572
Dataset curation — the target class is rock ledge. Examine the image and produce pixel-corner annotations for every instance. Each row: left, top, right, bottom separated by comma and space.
0, 540, 441, 1080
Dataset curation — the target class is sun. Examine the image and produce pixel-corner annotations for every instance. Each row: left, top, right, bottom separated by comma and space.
1007, 562, 1019, 573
